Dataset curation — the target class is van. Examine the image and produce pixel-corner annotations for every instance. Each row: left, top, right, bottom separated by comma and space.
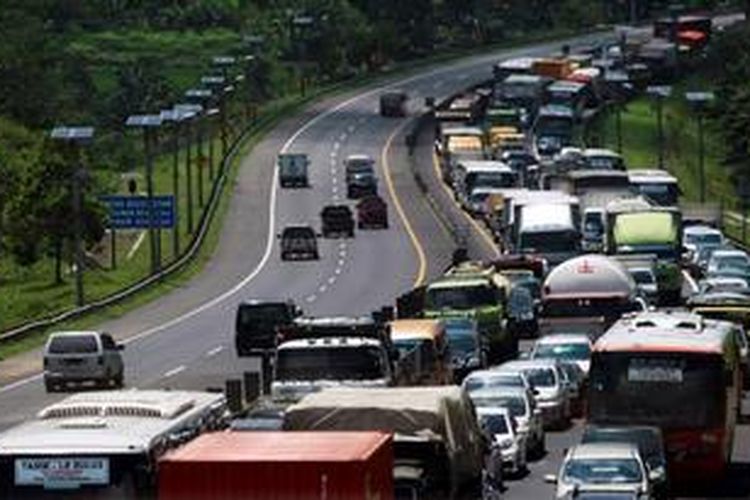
43, 331, 125, 392
389, 319, 452, 385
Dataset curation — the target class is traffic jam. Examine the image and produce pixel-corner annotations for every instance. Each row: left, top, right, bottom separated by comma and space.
1, 12, 748, 500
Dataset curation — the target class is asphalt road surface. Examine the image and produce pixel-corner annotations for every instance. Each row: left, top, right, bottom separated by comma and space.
0, 16, 748, 499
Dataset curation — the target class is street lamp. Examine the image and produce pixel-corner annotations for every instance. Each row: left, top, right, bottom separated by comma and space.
160, 109, 183, 258
125, 114, 163, 274
646, 85, 672, 170
200, 76, 229, 163
685, 91, 715, 204
49, 126, 95, 307
173, 103, 202, 234
186, 88, 212, 207
605, 72, 631, 154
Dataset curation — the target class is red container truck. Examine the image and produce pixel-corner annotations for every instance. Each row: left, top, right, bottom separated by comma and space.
158, 431, 394, 500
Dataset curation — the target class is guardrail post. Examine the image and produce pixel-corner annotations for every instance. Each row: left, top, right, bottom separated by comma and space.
225, 379, 243, 414
243, 371, 260, 404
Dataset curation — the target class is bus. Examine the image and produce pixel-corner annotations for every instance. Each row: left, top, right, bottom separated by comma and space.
628, 169, 680, 207
588, 311, 741, 483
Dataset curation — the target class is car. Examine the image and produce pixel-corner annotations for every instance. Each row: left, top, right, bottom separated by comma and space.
582, 208, 605, 252
707, 249, 749, 275
697, 276, 750, 295
628, 267, 658, 304
321, 205, 355, 238
443, 317, 486, 383
476, 407, 527, 476
469, 385, 545, 459
345, 154, 378, 198
462, 368, 532, 395
279, 225, 319, 260
496, 359, 570, 429
546, 443, 652, 500
43, 331, 125, 392
356, 195, 389, 229
380, 91, 408, 117
581, 425, 668, 500
530, 334, 592, 376
683, 225, 723, 257
235, 299, 301, 356
507, 283, 539, 338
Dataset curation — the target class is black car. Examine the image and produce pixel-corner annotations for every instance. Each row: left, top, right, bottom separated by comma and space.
279, 225, 319, 260
380, 91, 408, 117
277, 153, 309, 188
321, 205, 355, 238
581, 425, 668, 500
235, 299, 300, 356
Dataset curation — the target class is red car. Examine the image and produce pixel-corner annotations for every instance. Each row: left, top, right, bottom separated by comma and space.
357, 195, 388, 229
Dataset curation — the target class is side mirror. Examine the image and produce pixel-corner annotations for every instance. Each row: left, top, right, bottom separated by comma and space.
543, 474, 557, 484
648, 466, 666, 482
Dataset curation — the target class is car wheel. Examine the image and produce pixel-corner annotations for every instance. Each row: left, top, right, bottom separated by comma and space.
44, 379, 56, 393
114, 372, 124, 389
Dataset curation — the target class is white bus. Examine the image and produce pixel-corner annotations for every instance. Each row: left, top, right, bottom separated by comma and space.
0, 390, 228, 497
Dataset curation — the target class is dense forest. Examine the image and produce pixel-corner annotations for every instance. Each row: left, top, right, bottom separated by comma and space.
0, 0, 742, 279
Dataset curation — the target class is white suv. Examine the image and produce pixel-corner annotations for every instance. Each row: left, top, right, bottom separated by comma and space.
43, 331, 125, 392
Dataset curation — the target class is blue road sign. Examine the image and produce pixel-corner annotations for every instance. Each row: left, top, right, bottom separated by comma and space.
100, 195, 175, 229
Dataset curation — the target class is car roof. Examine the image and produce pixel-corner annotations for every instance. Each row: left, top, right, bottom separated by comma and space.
467, 369, 523, 380
345, 154, 373, 162
499, 359, 560, 370
48, 331, 100, 338
470, 387, 526, 399
684, 225, 721, 235
476, 406, 512, 418
389, 319, 442, 340
569, 442, 640, 460
535, 333, 591, 345
711, 249, 746, 258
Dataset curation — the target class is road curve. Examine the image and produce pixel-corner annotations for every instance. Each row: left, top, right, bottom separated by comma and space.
0, 31, 612, 431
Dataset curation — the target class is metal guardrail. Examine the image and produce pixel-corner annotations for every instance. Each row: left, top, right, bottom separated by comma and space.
0, 112, 275, 343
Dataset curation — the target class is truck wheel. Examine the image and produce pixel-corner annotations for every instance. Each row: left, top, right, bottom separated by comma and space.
113, 372, 124, 389
358, 222, 365, 229
348, 229, 354, 238
44, 379, 56, 393
382, 221, 389, 229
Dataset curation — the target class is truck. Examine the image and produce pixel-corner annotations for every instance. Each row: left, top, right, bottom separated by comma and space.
271, 316, 421, 402
539, 254, 645, 339
605, 198, 684, 305
533, 104, 576, 157
435, 125, 486, 183
494, 74, 550, 124
234, 298, 301, 356
283, 386, 484, 499
277, 153, 309, 188
513, 201, 581, 267
380, 90, 408, 117
159, 431, 394, 500
423, 262, 516, 363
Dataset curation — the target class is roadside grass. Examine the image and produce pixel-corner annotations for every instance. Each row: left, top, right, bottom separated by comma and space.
0, 24, 602, 358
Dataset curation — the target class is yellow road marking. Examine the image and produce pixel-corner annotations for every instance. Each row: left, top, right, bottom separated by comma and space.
430, 152, 501, 258
382, 122, 428, 288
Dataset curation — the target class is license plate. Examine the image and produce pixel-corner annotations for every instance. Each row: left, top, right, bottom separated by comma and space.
15, 457, 110, 489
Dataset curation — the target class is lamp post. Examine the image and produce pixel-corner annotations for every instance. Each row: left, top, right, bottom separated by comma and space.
50, 126, 95, 307
186, 89, 212, 207
646, 85, 672, 170
200, 76, 227, 165
685, 91, 715, 204
125, 114, 163, 274
160, 109, 183, 258
173, 103, 202, 235
606, 72, 631, 154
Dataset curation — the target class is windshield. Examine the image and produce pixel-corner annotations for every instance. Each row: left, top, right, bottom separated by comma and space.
522, 367, 556, 388
536, 116, 573, 135
634, 182, 679, 206
584, 216, 604, 235
448, 329, 477, 357
393, 338, 429, 358
519, 230, 579, 253
686, 233, 721, 246
426, 284, 497, 310
480, 414, 510, 435
563, 458, 643, 484
474, 396, 527, 418
588, 352, 726, 428
467, 172, 516, 191
583, 430, 662, 467
716, 256, 748, 269
48, 335, 98, 354
587, 156, 624, 170
616, 244, 679, 261
276, 346, 385, 381
465, 374, 523, 392
535, 343, 590, 361
630, 270, 655, 285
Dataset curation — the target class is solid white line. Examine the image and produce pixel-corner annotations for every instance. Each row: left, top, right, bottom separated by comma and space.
126, 231, 147, 261
163, 365, 186, 378
205, 346, 224, 358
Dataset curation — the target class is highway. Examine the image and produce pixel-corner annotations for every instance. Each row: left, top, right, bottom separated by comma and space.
1, 18, 749, 498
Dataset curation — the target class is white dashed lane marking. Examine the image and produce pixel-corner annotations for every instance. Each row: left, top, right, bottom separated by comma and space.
205, 346, 224, 358
163, 366, 186, 378
305, 295, 316, 303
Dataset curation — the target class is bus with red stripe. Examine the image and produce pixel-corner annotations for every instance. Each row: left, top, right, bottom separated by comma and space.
587, 311, 741, 483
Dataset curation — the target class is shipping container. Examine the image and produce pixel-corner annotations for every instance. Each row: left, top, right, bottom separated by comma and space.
159, 431, 394, 500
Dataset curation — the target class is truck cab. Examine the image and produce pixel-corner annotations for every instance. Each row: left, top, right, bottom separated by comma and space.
235, 299, 300, 356
277, 153, 309, 188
